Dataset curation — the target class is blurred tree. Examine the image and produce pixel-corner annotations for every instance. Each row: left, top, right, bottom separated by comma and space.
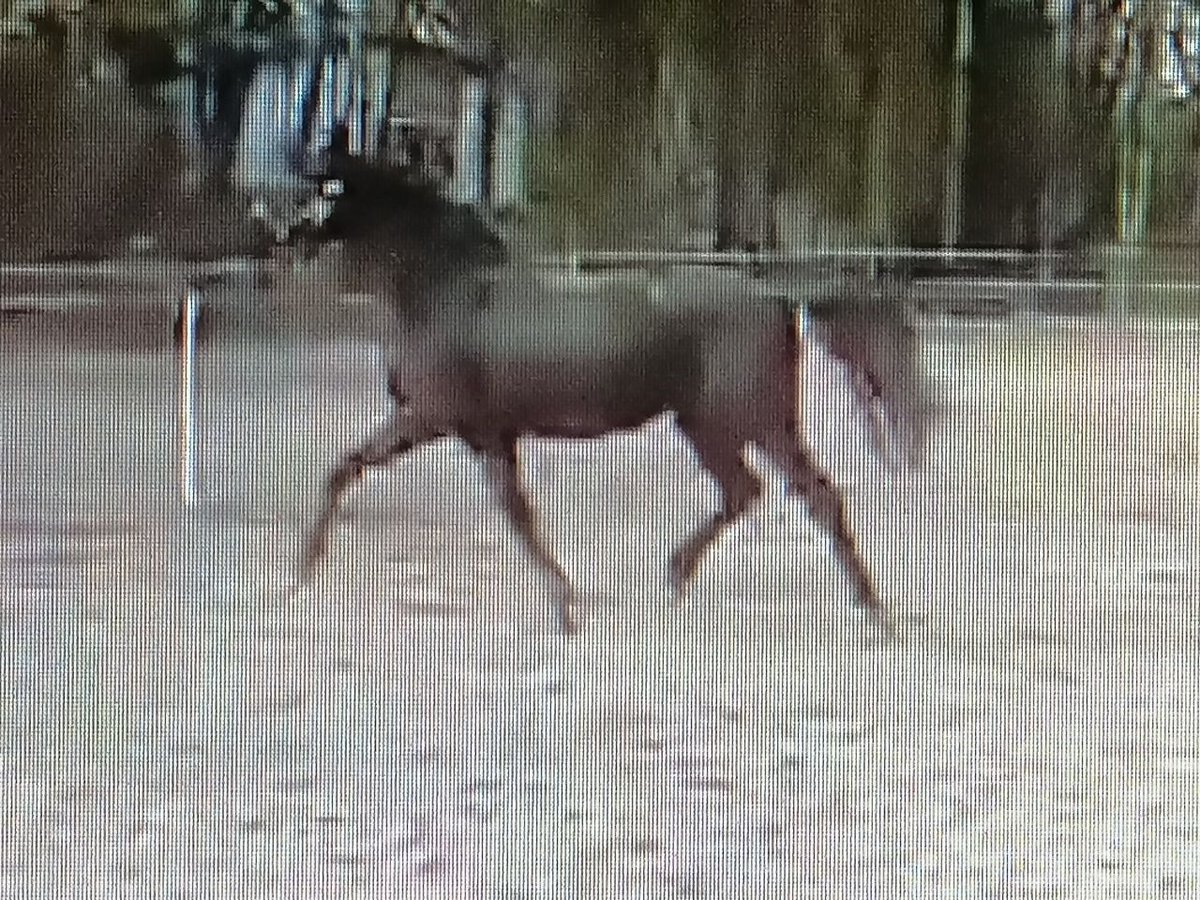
477, 0, 948, 251
15, 0, 1200, 255
1073, 0, 1200, 248
966, 3, 1102, 249
0, 22, 269, 261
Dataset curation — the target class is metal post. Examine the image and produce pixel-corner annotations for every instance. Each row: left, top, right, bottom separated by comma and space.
308, 53, 339, 157
177, 287, 201, 510
346, 13, 367, 156
453, 74, 488, 203
362, 44, 391, 158
489, 81, 526, 210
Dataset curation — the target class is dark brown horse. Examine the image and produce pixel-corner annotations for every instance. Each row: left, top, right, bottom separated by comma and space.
293, 149, 931, 635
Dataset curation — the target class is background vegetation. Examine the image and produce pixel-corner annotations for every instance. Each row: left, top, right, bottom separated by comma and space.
4, 0, 1200, 267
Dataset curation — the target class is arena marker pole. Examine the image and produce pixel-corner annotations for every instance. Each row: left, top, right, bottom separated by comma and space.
795, 301, 810, 433
177, 286, 201, 510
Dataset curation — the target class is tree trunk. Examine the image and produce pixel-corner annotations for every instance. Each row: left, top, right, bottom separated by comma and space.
714, 3, 780, 252
1037, 0, 1074, 282
489, 75, 526, 210
942, 0, 973, 253
651, 33, 700, 248
1107, 0, 1166, 316
861, 56, 895, 247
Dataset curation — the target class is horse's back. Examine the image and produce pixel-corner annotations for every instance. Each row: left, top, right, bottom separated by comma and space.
469, 264, 666, 363
375, 258, 802, 439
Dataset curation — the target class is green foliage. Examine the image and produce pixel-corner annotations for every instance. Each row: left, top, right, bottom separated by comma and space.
482, 0, 953, 249
1138, 96, 1200, 236
15, 0, 1200, 249
100, 0, 190, 29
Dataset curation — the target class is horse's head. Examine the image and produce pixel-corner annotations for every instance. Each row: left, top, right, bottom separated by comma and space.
807, 278, 932, 469
309, 126, 507, 272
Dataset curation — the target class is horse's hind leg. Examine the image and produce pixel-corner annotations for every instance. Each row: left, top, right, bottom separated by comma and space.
850, 372, 895, 469
669, 420, 764, 600
475, 439, 580, 635
297, 415, 430, 584
760, 428, 880, 611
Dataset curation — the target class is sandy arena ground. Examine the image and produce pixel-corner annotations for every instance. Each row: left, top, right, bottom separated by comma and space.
1, 305, 1200, 898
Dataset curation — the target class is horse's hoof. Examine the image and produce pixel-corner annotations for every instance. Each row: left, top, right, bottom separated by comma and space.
558, 603, 583, 637
667, 567, 690, 607
286, 577, 314, 603
872, 611, 900, 640
857, 601, 903, 641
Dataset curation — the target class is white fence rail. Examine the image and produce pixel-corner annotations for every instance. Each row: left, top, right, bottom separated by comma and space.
529, 248, 1200, 320
534, 247, 1058, 267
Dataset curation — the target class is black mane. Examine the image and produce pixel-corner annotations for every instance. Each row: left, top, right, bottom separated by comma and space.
317, 139, 509, 272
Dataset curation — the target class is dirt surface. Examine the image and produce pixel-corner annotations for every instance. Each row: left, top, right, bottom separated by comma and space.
1, 309, 1199, 898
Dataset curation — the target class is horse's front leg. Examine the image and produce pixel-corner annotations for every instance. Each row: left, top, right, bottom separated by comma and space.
296, 413, 434, 586
474, 438, 581, 636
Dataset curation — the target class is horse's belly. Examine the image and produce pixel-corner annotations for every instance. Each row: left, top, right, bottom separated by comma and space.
514, 395, 663, 437
476, 366, 669, 438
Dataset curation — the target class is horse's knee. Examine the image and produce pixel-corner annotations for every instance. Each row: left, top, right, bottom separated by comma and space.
385, 373, 409, 406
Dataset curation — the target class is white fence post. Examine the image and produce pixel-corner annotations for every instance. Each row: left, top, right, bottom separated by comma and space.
795, 301, 810, 434
177, 286, 202, 510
